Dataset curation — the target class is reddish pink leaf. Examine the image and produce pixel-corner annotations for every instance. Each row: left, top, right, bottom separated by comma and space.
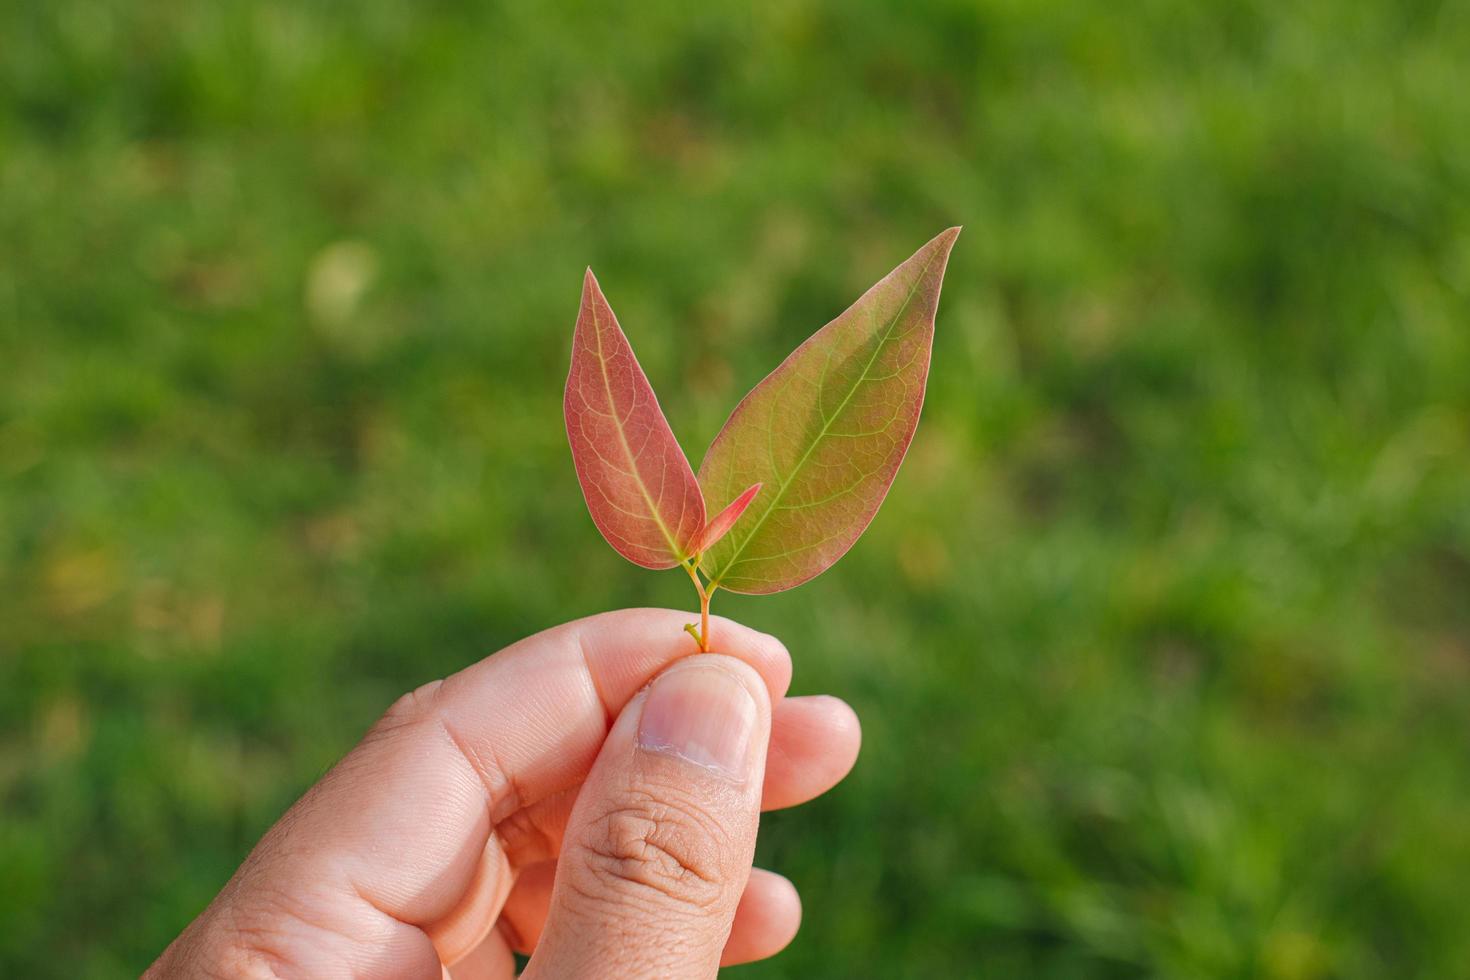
699, 228, 960, 594
695, 482, 762, 555
564, 269, 705, 568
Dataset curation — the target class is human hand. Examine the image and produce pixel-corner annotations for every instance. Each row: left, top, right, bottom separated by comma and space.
145, 609, 861, 978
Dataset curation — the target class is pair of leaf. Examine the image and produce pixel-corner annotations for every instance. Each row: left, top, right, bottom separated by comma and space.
565, 227, 959, 595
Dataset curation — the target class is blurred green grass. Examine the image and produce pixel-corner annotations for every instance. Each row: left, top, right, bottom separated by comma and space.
3, 1, 1470, 976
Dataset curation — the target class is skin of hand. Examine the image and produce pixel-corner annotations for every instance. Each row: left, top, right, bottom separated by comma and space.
144, 609, 862, 979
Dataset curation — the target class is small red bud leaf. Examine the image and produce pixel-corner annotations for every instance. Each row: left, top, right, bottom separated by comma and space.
695, 482, 762, 555
698, 228, 960, 594
565, 269, 705, 568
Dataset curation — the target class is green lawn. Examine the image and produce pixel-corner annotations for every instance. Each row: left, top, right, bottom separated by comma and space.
3, 1, 1469, 976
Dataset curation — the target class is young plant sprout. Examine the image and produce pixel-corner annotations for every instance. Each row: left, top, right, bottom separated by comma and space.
565, 228, 960, 652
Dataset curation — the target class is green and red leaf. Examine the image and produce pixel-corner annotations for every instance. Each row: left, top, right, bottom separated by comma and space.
565, 269, 705, 569
698, 228, 960, 594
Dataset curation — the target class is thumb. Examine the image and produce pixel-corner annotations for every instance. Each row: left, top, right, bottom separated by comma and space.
522, 653, 771, 979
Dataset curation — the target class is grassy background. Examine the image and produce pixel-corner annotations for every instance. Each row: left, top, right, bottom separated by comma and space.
4, 1, 1470, 976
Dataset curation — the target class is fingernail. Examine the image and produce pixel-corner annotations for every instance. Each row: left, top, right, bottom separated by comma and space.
637, 664, 757, 779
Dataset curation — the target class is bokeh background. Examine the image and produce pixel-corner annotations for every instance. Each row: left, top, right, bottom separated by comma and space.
4, 1, 1470, 977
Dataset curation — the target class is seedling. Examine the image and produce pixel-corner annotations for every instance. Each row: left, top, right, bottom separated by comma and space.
565, 228, 959, 651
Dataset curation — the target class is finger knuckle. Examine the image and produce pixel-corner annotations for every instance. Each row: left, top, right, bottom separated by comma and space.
201, 881, 356, 980
576, 787, 731, 912
372, 680, 444, 737
212, 911, 297, 980
177, 892, 304, 980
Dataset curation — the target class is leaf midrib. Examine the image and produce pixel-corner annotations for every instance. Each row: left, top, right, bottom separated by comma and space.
705, 250, 939, 587
591, 298, 687, 562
